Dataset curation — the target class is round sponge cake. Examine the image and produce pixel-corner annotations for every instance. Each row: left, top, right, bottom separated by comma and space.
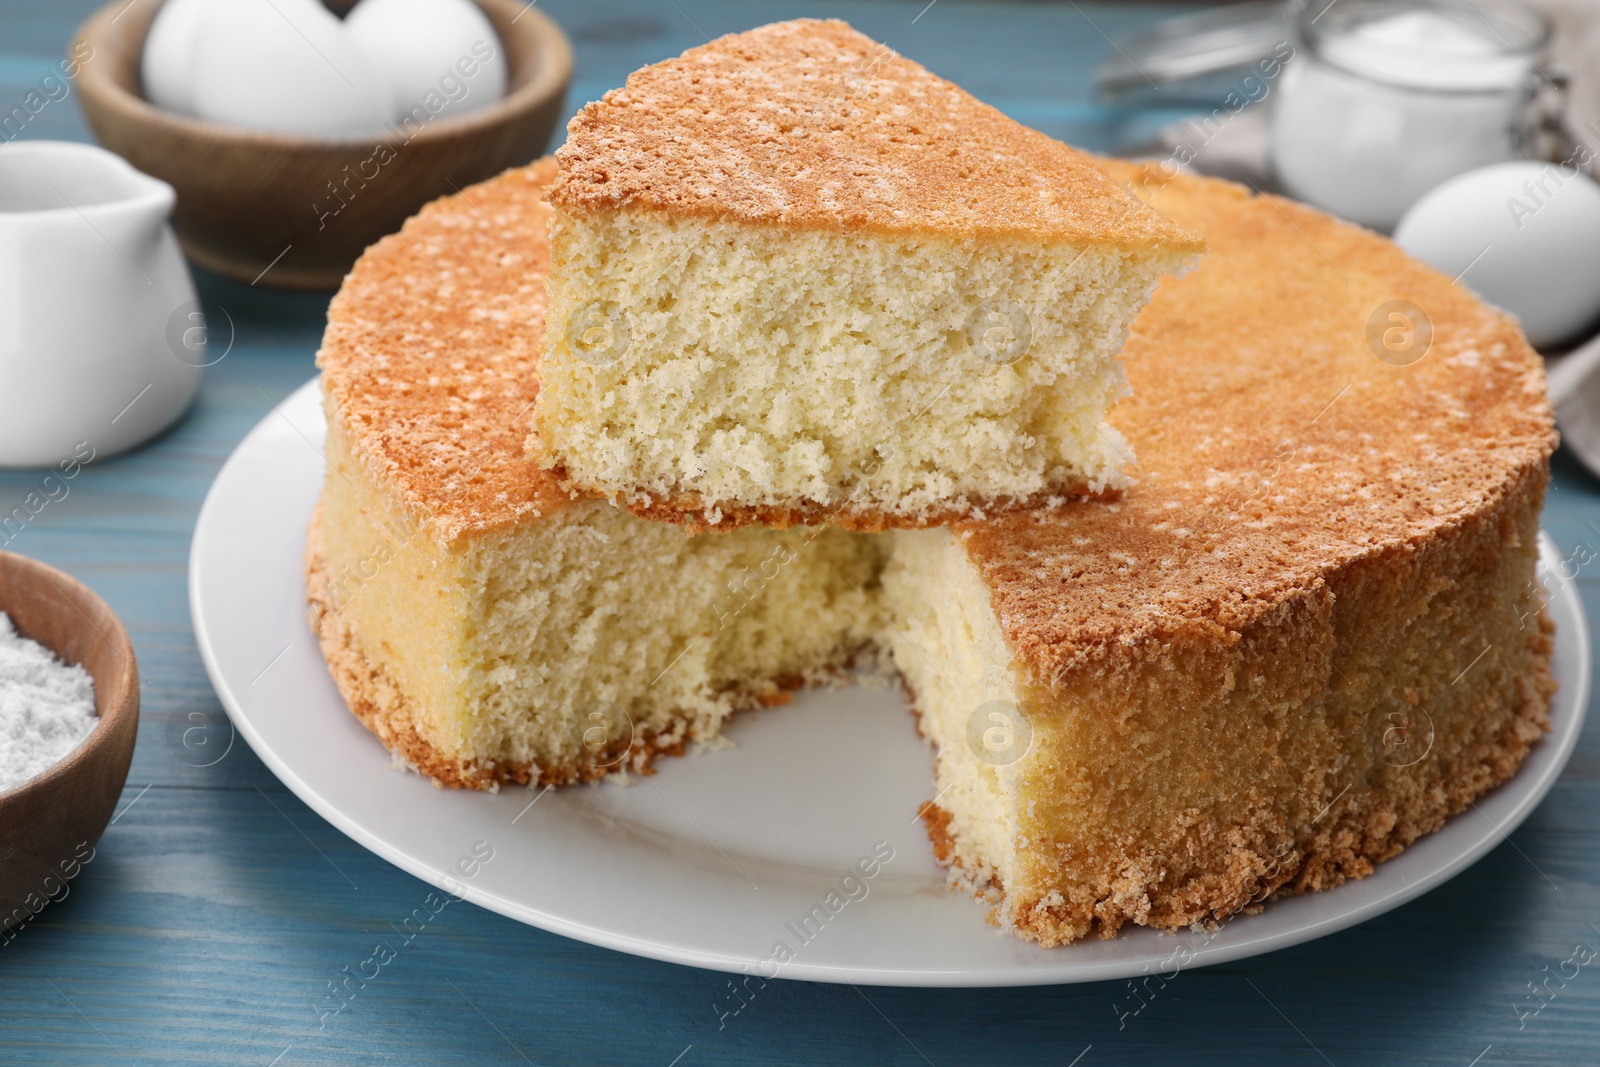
309, 156, 1554, 944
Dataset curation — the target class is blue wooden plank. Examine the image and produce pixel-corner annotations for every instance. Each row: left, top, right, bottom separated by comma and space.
1, 0, 1599, 1063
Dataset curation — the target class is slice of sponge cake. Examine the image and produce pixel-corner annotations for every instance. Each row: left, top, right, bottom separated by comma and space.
531, 19, 1205, 530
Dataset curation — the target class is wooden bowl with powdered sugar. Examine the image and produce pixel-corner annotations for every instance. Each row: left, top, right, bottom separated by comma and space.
0, 551, 138, 934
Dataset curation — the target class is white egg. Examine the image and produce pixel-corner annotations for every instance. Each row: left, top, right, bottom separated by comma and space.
1393, 161, 1600, 348
345, 0, 507, 125
141, 0, 214, 115
188, 0, 393, 139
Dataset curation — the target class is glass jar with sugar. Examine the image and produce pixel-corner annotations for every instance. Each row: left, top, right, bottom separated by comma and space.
1270, 0, 1551, 231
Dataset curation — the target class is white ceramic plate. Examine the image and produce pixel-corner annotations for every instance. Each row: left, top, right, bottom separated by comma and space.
191, 378, 1591, 987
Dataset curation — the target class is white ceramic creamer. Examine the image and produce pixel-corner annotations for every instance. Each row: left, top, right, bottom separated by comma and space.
0, 141, 202, 468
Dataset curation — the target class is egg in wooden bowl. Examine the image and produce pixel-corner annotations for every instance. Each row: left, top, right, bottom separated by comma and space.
71, 0, 573, 289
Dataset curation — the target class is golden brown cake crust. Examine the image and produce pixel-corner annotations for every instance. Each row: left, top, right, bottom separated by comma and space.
620, 483, 1104, 534
960, 163, 1557, 684
931, 594, 1557, 947
551, 19, 1204, 252
306, 505, 500, 790
316, 158, 574, 545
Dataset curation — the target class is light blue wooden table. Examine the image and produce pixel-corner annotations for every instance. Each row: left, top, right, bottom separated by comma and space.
3, 1, 1599, 1063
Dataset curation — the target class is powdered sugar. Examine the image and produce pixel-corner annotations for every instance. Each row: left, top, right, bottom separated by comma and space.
0, 611, 98, 793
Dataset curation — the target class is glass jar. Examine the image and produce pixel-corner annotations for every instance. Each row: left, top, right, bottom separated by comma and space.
1270, 0, 1550, 231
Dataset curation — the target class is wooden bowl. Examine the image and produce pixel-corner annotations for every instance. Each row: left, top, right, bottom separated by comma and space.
73, 0, 572, 289
0, 552, 138, 934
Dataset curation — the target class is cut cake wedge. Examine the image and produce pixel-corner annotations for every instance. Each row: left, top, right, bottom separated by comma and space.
531, 19, 1205, 529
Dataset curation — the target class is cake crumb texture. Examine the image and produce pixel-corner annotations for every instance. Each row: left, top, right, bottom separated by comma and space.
313, 161, 886, 786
